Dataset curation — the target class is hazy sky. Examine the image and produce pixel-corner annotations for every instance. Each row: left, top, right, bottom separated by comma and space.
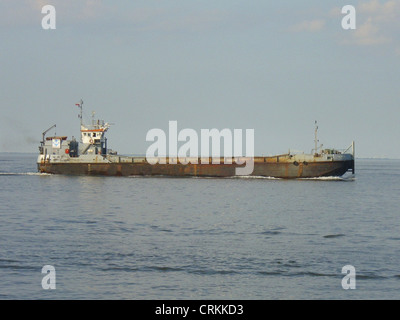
1, 0, 399, 158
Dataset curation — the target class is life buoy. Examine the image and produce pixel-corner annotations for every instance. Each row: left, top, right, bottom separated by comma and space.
89, 138, 94, 144
65, 148, 70, 154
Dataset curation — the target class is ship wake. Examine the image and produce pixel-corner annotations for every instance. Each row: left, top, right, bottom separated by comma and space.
0, 172, 52, 176
225, 175, 282, 180
299, 174, 355, 181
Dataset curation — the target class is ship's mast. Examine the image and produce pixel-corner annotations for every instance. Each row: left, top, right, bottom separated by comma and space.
76, 100, 111, 149
314, 120, 318, 155
76, 99, 83, 126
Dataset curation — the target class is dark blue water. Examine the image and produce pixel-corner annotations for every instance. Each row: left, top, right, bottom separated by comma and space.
1, 153, 399, 299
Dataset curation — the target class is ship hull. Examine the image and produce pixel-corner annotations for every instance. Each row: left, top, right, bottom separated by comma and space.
37, 158, 354, 179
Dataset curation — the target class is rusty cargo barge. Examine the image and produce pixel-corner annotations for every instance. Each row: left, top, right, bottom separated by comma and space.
37, 102, 355, 179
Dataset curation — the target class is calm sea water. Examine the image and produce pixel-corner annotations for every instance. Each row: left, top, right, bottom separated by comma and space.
0, 152, 399, 300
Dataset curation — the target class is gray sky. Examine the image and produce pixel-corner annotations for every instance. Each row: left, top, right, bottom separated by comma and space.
1, 0, 399, 158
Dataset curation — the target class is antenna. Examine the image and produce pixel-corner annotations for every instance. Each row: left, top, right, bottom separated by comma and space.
76, 99, 83, 126
314, 120, 318, 154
